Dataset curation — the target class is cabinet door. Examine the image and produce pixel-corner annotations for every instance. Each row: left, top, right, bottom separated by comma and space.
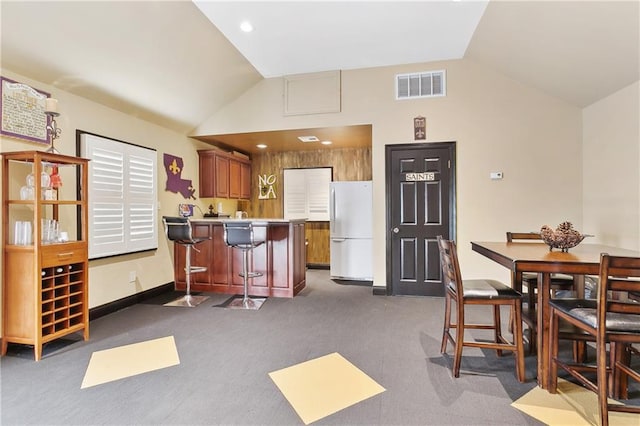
240, 162, 251, 199
229, 159, 242, 199
214, 156, 229, 198
198, 153, 216, 198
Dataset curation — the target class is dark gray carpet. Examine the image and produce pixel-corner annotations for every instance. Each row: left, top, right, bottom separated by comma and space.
2, 269, 631, 425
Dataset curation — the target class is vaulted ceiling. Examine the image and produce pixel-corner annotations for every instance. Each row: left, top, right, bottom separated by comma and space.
1, 1, 638, 152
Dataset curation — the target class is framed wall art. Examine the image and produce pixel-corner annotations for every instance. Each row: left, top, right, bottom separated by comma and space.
1, 76, 50, 144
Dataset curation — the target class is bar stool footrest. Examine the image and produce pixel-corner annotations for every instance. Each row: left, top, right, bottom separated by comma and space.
239, 271, 263, 279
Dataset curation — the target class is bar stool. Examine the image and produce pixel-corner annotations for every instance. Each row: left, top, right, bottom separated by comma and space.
162, 216, 210, 307
223, 221, 266, 310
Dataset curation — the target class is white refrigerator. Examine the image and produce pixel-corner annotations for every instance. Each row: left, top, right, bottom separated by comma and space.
330, 181, 373, 281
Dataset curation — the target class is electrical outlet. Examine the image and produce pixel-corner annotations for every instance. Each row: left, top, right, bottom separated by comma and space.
129, 271, 136, 282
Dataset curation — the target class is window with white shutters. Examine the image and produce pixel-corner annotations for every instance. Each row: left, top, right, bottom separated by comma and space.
283, 167, 331, 221
79, 131, 157, 259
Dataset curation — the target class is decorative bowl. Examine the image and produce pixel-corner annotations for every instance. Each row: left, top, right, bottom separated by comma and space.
540, 221, 591, 252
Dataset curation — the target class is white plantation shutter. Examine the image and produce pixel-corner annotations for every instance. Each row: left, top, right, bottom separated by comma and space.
306, 168, 330, 218
284, 172, 307, 218
283, 168, 331, 221
127, 153, 155, 250
80, 132, 157, 259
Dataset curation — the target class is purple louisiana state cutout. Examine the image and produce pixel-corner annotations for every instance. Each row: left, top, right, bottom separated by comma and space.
163, 153, 196, 199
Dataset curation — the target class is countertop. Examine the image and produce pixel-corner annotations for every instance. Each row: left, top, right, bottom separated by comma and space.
190, 218, 306, 224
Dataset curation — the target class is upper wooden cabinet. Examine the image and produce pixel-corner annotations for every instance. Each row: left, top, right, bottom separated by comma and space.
198, 150, 251, 199
214, 155, 229, 198
239, 161, 251, 199
198, 152, 215, 197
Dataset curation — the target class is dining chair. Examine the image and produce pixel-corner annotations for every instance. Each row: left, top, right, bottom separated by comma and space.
548, 254, 640, 426
506, 232, 576, 353
437, 236, 526, 382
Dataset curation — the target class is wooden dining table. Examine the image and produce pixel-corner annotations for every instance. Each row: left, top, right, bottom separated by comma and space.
470, 241, 640, 390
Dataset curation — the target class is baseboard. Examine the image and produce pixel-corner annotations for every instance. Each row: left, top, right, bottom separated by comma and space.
89, 282, 174, 321
307, 264, 330, 270
372, 286, 388, 296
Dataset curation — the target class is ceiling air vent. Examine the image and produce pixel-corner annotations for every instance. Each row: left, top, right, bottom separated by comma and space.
297, 136, 320, 143
396, 70, 446, 100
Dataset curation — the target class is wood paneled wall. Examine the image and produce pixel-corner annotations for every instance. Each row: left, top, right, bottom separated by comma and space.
243, 147, 371, 265
305, 222, 330, 266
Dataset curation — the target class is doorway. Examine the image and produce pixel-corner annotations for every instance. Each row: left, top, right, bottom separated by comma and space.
385, 142, 456, 296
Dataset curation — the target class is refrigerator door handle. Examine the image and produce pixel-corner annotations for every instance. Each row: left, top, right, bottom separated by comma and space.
330, 187, 335, 235
331, 238, 346, 242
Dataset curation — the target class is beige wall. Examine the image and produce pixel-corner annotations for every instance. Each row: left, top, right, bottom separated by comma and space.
4, 57, 630, 318
582, 81, 640, 251
0, 70, 215, 320
195, 58, 584, 286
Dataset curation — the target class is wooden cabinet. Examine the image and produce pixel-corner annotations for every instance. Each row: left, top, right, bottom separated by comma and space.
198, 150, 251, 199
229, 158, 251, 199
239, 161, 251, 199
1, 151, 89, 361
214, 155, 229, 198
173, 220, 306, 298
229, 159, 241, 199
198, 152, 216, 198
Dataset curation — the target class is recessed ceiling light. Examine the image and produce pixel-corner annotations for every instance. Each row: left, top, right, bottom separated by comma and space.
321, 140, 333, 145
240, 21, 253, 32
297, 136, 319, 143
256, 144, 267, 149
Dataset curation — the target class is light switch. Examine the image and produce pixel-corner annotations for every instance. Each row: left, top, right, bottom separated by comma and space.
490, 171, 503, 180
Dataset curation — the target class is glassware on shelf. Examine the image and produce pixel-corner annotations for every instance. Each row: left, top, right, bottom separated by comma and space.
13, 221, 33, 245
22, 166, 35, 200
20, 165, 51, 200
41, 219, 60, 244
40, 170, 51, 188
20, 185, 34, 200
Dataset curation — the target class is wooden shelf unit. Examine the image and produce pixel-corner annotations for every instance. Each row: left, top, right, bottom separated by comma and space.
1, 151, 89, 361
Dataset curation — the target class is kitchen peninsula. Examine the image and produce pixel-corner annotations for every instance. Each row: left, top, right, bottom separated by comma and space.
171, 219, 306, 298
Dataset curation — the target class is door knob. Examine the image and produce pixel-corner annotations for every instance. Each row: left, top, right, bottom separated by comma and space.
392, 227, 399, 233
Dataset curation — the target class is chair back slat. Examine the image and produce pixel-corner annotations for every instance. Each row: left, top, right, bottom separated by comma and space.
437, 236, 463, 299
598, 254, 640, 320
609, 302, 640, 315
610, 279, 640, 292
506, 232, 542, 242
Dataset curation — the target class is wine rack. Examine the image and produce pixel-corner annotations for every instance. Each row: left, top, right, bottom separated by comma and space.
1, 151, 89, 361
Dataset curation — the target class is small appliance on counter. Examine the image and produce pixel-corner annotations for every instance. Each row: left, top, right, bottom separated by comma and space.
216, 202, 230, 218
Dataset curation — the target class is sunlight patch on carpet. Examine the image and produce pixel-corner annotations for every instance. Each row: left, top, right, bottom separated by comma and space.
512, 378, 638, 425
269, 352, 385, 425
81, 336, 180, 389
